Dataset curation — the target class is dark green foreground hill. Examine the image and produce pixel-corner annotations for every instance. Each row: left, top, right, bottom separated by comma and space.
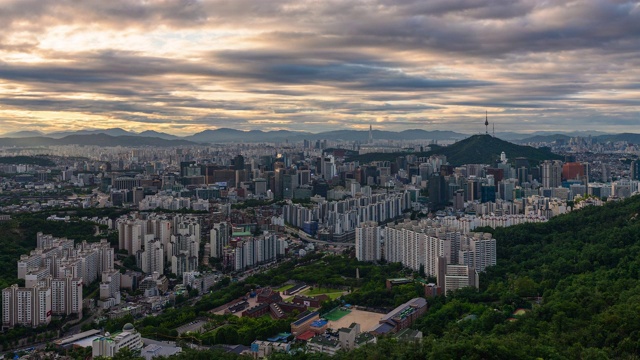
267, 195, 640, 360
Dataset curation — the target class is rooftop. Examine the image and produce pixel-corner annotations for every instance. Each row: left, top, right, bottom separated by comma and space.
293, 311, 319, 326
308, 335, 341, 348
54, 329, 101, 346
296, 330, 316, 342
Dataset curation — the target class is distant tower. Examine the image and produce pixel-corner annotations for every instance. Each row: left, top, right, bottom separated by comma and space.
485, 111, 489, 135
369, 124, 373, 144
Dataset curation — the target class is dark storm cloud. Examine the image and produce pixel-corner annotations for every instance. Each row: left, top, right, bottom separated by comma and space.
0, 0, 640, 134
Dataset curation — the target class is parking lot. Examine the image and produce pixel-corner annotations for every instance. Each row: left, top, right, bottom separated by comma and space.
176, 319, 207, 334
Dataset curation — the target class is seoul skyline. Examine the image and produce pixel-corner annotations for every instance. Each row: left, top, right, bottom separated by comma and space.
1, 0, 639, 136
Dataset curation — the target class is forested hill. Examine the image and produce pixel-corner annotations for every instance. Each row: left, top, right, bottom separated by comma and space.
268, 195, 640, 359
430, 134, 562, 166
348, 134, 562, 165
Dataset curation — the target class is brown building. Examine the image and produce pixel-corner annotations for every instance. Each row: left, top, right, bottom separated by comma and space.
292, 294, 329, 308
370, 298, 428, 336
256, 288, 283, 304
291, 311, 320, 336
562, 162, 585, 181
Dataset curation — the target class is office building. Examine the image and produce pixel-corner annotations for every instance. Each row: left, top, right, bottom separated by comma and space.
541, 160, 563, 188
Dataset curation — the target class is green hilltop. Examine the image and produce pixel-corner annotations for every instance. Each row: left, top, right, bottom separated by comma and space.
434, 134, 563, 166
348, 134, 562, 165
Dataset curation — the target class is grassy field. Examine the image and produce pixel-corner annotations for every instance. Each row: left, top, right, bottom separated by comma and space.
301, 287, 339, 296
324, 308, 351, 321
276, 284, 295, 292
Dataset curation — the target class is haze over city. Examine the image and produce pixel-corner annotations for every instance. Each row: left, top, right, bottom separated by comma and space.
1, 0, 640, 135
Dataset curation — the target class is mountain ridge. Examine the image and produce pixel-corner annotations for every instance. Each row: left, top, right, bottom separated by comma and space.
0, 134, 198, 147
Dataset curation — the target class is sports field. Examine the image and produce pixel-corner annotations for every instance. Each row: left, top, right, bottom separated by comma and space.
324, 307, 351, 321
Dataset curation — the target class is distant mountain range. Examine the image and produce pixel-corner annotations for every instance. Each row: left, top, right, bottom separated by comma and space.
515, 132, 640, 144
1, 127, 640, 147
0, 134, 197, 147
496, 130, 609, 141
0, 128, 470, 145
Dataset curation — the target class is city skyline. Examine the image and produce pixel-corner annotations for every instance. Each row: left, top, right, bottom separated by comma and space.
1, 0, 640, 136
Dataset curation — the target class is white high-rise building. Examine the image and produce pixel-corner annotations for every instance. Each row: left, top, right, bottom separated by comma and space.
50, 275, 83, 317
100, 270, 121, 300
355, 221, 381, 261
384, 220, 496, 278
210, 222, 230, 258
458, 233, 496, 272
2, 284, 52, 329
541, 160, 563, 189
321, 155, 336, 180
141, 236, 164, 275
118, 220, 144, 255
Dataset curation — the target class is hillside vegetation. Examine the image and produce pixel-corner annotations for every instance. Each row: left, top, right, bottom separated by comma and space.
272, 195, 640, 359
433, 134, 562, 166
349, 134, 562, 165
0, 156, 55, 167
0, 215, 103, 290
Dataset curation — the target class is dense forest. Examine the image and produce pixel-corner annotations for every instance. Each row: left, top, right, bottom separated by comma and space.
348, 134, 561, 166
0, 155, 55, 167
0, 215, 105, 290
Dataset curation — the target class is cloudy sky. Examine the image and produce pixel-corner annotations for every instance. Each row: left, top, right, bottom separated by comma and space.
1, 0, 639, 136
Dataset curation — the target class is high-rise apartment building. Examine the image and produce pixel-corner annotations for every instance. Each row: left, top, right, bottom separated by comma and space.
2, 284, 52, 329
355, 221, 381, 262
210, 222, 230, 259
50, 275, 83, 316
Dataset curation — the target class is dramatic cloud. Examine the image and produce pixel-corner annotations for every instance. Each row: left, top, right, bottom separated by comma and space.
0, 0, 639, 135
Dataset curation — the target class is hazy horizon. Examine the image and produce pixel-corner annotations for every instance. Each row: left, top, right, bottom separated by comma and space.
0, 127, 614, 138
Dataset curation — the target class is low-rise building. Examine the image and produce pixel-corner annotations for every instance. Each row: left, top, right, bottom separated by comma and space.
250, 340, 291, 359
307, 335, 341, 356
371, 298, 427, 336
92, 323, 143, 358
291, 311, 320, 336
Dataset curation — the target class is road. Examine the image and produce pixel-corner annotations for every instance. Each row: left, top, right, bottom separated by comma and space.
176, 320, 207, 334
285, 225, 354, 247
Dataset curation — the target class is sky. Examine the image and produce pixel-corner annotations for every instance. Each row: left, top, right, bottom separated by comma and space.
1, 0, 639, 136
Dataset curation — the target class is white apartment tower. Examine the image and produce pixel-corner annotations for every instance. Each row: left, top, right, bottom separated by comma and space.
50, 275, 83, 316
2, 284, 52, 329
355, 221, 381, 261
141, 236, 164, 275
210, 222, 230, 259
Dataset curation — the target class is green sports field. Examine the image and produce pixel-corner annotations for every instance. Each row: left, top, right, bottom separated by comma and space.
324, 308, 351, 321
